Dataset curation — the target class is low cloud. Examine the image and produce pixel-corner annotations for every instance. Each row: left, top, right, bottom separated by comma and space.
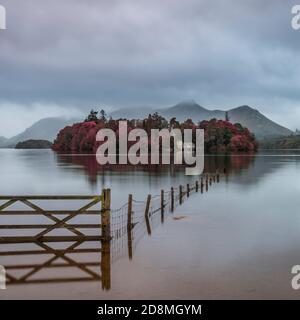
0, 0, 299, 135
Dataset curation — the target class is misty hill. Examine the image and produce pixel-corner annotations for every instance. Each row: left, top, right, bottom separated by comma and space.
227, 105, 292, 139
0, 117, 79, 148
0, 136, 8, 145
0, 101, 292, 147
111, 101, 292, 139
15, 139, 53, 149
158, 100, 225, 120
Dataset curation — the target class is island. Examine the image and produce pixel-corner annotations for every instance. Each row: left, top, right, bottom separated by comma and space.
15, 139, 53, 149
53, 110, 258, 154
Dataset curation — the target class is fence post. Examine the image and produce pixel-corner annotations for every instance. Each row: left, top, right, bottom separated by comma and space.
145, 194, 151, 218
196, 181, 199, 192
101, 189, 111, 240
171, 187, 174, 212
145, 194, 152, 236
160, 189, 164, 224
179, 185, 183, 204
127, 194, 133, 229
161, 189, 164, 214
127, 194, 133, 260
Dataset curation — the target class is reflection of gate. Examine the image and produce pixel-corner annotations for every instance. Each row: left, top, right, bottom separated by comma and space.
0, 189, 111, 289
1, 239, 111, 290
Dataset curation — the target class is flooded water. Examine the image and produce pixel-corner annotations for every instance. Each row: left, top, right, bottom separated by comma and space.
1, 149, 300, 299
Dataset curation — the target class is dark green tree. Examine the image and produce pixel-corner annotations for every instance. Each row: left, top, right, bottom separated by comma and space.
99, 109, 107, 122
225, 111, 230, 122
85, 109, 98, 122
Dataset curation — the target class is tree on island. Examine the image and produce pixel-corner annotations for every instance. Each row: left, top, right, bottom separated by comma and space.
85, 109, 98, 122
99, 109, 107, 122
225, 111, 230, 122
169, 117, 180, 129
84, 109, 108, 123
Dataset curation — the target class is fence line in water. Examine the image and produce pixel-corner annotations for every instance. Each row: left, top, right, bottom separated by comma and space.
0, 172, 221, 288
110, 172, 221, 239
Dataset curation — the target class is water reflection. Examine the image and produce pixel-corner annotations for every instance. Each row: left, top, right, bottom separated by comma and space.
3, 150, 300, 298
2, 225, 133, 290
0, 222, 152, 290
1, 173, 220, 291
54, 152, 256, 187
3, 240, 110, 289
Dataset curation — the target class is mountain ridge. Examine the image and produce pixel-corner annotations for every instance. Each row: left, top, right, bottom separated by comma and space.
0, 117, 79, 148
111, 102, 292, 138
0, 102, 293, 147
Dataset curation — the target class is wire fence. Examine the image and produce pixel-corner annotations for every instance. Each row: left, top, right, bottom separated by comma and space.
109, 172, 221, 248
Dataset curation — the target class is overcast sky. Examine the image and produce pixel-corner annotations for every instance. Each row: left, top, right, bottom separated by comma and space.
0, 0, 300, 137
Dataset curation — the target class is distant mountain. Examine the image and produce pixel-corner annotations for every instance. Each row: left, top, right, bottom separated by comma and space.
0, 117, 79, 148
0, 102, 292, 148
111, 101, 292, 139
0, 136, 8, 145
158, 100, 225, 120
227, 105, 292, 139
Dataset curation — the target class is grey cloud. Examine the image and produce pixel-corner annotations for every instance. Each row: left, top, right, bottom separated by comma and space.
0, 0, 300, 134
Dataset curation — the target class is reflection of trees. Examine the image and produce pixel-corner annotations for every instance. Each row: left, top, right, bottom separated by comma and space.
57, 154, 99, 186
55, 153, 183, 187
54, 152, 256, 187
204, 154, 255, 175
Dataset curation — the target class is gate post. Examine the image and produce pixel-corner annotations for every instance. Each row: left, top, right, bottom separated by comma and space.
101, 189, 111, 240
101, 239, 111, 290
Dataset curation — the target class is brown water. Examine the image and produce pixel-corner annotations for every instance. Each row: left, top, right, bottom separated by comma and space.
1, 149, 300, 299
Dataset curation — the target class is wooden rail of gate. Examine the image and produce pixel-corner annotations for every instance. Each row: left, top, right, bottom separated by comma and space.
0, 189, 111, 289
0, 189, 111, 243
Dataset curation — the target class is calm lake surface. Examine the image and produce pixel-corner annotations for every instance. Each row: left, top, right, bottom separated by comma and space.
1, 149, 300, 299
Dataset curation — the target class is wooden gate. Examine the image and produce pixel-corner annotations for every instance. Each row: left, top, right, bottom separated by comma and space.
0, 189, 111, 289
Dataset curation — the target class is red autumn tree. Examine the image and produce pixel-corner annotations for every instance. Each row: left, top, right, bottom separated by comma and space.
52, 112, 258, 154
